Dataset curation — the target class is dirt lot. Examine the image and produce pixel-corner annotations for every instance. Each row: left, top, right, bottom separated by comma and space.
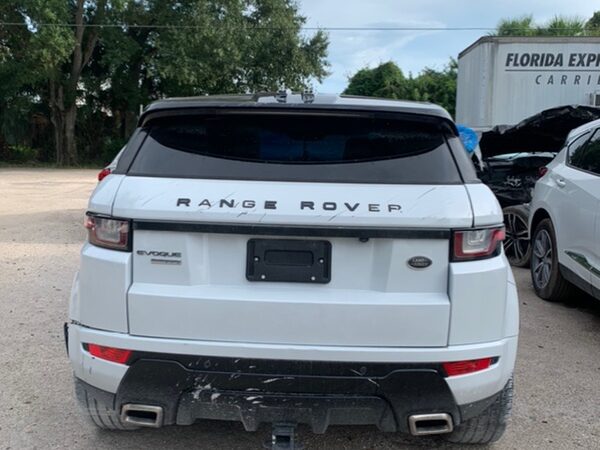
1, 168, 600, 449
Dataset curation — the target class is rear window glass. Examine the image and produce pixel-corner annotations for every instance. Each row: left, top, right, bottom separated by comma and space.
128, 112, 462, 184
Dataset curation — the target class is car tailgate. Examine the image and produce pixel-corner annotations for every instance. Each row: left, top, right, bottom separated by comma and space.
114, 177, 472, 347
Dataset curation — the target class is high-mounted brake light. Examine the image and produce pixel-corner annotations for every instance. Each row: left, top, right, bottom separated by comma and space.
86, 344, 132, 365
442, 357, 494, 377
98, 168, 111, 182
84, 214, 131, 251
452, 227, 505, 261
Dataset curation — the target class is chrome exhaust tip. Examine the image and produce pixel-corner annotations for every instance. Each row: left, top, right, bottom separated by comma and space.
120, 404, 164, 428
408, 413, 454, 436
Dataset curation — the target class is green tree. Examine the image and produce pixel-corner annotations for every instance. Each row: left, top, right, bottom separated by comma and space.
541, 16, 585, 36
0, 0, 109, 165
585, 11, 600, 35
412, 59, 457, 116
91, 0, 329, 142
495, 14, 586, 36
496, 15, 537, 36
343, 59, 457, 116
343, 61, 410, 99
0, 0, 329, 165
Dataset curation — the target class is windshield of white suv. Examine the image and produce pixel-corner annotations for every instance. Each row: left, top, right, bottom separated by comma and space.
127, 112, 465, 184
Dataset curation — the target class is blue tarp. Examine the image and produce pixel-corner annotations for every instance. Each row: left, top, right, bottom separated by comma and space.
457, 124, 478, 153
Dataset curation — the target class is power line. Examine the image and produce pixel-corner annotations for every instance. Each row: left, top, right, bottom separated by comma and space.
0, 22, 595, 32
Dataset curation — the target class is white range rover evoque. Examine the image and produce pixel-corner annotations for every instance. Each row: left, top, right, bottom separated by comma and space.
66, 93, 518, 446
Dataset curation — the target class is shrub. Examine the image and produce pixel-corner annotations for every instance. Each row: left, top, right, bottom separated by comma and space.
7, 145, 38, 163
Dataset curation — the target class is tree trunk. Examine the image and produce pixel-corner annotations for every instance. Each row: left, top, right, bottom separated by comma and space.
51, 112, 64, 165
49, 81, 65, 165
47, 0, 105, 166
49, 81, 78, 165
64, 105, 78, 165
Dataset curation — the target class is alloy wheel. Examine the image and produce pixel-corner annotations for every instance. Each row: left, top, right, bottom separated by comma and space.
503, 210, 530, 264
532, 229, 553, 289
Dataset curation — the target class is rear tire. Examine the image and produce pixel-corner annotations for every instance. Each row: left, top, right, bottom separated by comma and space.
74, 378, 138, 430
503, 205, 531, 267
530, 218, 575, 302
445, 377, 513, 445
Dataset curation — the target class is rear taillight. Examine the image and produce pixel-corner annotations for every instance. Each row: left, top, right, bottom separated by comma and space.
98, 168, 111, 182
84, 214, 131, 251
86, 344, 132, 365
538, 166, 548, 177
452, 227, 505, 261
442, 357, 494, 377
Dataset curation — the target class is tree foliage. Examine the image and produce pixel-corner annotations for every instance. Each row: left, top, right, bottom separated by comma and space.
496, 15, 537, 37
0, 0, 329, 165
587, 11, 600, 31
344, 59, 458, 116
495, 14, 598, 36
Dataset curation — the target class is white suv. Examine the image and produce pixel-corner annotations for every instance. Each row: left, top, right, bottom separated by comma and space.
66, 93, 518, 445
530, 118, 600, 302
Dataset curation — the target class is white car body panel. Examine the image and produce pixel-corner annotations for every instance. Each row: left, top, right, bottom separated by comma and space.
88, 174, 125, 215
128, 283, 450, 347
129, 231, 452, 346
464, 184, 503, 227
73, 243, 131, 332
112, 177, 474, 228
530, 120, 600, 295
448, 255, 510, 345
548, 157, 597, 283
504, 272, 520, 338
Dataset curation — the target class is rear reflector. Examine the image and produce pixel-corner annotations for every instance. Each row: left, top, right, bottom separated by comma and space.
98, 168, 111, 182
87, 344, 132, 365
442, 358, 493, 377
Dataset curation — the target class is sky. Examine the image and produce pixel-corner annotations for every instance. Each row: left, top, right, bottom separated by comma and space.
298, 0, 599, 93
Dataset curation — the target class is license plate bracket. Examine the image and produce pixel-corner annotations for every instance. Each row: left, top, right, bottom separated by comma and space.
246, 239, 331, 283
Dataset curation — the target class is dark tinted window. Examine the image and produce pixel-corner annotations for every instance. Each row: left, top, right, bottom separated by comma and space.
129, 113, 462, 184
446, 136, 479, 183
569, 129, 600, 175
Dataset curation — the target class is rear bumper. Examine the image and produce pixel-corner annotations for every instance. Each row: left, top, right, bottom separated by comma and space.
67, 324, 517, 432
73, 354, 503, 434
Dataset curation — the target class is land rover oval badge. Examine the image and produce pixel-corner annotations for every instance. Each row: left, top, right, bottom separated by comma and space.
408, 256, 432, 269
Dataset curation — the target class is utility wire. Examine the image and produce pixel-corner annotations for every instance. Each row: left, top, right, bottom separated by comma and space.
0, 22, 595, 32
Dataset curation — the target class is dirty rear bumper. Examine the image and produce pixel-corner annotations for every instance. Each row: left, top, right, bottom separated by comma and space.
76, 353, 500, 434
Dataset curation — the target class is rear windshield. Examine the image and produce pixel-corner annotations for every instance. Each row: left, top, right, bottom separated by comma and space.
127, 112, 463, 184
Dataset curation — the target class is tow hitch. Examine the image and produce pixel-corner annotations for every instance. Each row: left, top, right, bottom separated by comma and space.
266, 423, 302, 450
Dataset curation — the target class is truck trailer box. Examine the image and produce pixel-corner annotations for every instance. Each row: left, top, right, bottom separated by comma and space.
457, 36, 600, 129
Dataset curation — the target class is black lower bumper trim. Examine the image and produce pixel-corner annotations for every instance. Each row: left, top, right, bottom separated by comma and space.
77, 374, 500, 436
177, 391, 397, 433
133, 220, 451, 240
90, 354, 502, 434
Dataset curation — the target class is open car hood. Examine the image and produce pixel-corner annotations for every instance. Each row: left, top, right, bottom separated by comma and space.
479, 105, 600, 158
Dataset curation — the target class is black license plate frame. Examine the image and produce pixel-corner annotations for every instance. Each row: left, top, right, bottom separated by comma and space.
246, 238, 331, 283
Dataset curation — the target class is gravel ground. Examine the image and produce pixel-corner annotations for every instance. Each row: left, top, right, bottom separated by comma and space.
1, 168, 600, 449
